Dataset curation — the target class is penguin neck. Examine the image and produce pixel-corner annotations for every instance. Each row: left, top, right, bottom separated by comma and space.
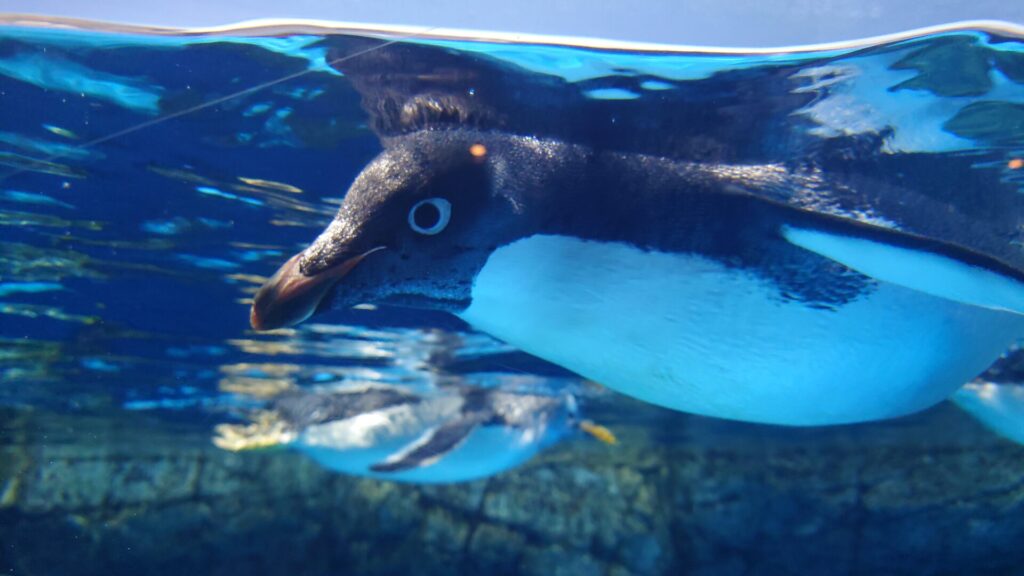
515, 146, 749, 249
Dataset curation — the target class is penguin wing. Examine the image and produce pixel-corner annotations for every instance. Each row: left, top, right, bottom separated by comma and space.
772, 197, 1024, 315
369, 414, 485, 473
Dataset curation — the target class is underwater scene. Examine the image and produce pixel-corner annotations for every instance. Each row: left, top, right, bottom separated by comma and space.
3, 13, 1024, 575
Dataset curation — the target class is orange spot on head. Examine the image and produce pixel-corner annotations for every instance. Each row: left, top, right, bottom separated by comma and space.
469, 143, 487, 158
1009, 158, 1023, 170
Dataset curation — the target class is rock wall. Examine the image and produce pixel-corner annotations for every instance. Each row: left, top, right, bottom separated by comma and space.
3, 403, 1024, 576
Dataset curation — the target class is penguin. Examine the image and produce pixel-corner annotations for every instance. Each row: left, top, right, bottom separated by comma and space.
250, 37, 1024, 426
213, 382, 616, 483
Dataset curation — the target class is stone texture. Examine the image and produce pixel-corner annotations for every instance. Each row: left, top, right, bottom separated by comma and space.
3, 403, 1024, 575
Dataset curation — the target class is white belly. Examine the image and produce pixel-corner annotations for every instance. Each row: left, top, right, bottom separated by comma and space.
458, 235, 1024, 425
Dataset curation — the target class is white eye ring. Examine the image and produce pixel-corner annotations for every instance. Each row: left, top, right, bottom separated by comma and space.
408, 197, 451, 235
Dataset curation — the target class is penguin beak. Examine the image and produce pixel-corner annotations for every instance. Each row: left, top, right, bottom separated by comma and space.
249, 248, 380, 331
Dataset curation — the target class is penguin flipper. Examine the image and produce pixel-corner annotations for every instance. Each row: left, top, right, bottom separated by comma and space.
369, 417, 481, 473
779, 218, 1024, 315
952, 381, 1024, 445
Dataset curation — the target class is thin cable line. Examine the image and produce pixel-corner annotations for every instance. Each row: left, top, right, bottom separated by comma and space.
0, 26, 437, 183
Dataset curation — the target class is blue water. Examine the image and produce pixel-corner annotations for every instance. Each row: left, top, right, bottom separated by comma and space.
3, 16, 1024, 576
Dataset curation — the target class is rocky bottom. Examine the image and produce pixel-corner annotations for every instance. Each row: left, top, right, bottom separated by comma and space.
3, 401, 1024, 576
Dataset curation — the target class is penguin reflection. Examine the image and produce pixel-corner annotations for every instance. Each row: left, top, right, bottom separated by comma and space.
214, 380, 615, 484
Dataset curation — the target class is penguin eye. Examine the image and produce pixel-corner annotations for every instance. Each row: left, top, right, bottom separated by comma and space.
408, 197, 451, 235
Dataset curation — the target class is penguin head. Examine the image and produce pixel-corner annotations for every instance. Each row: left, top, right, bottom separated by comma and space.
251, 129, 570, 331
521, 392, 619, 447
562, 393, 618, 446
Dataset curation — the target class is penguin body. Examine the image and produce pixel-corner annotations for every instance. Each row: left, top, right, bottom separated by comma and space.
252, 130, 1024, 425
249, 38, 1024, 426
